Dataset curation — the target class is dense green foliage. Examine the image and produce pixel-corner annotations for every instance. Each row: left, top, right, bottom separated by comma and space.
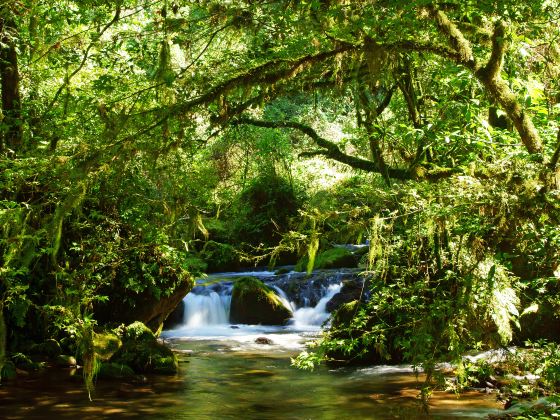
1, 0, 560, 409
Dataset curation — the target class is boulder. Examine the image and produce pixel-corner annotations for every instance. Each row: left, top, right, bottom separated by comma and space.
110, 322, 178, 375
326, 280, 364, 313
55, 354, 77, 367
95, 276, 193, 334
229, 277, 293, 325
29, 338, 61, 359
255, 337, 274, 345
98, 362, 136, 380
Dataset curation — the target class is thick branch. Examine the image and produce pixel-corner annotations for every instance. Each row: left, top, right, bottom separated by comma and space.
172, 46, 355, 118
425, 9, 542, 155
232, 117, 410, 179
549, 128, 560, 170
428, 7, 477, 70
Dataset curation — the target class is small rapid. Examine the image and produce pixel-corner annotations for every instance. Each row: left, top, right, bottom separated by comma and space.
163, 269, 346, 347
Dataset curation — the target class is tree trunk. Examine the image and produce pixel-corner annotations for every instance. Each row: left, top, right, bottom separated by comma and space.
0, 15, 23, 153
477, 74, 542, 154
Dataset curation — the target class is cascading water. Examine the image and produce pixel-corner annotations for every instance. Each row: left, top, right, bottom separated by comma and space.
292, 283, 342, 328
183, 291, 231, 327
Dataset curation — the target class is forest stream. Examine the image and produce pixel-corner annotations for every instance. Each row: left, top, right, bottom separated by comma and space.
0, 269, 503, 419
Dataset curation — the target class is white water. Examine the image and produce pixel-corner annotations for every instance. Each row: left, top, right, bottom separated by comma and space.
182, 291, 230, 327
292, 283, 342, 328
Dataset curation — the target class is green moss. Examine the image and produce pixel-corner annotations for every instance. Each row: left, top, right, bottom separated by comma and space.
295, 247, 357, 272
331, 300, 360, 328
230, 277, 292, 325
110, 322, 178, 375
29, 339, 61, 359
121, 321, 154, 342
98, 362, 135, 379
93, 332, 122, 361
1, 361, 17, 380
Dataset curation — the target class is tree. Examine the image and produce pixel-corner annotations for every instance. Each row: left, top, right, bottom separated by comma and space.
0, 5, 23, 153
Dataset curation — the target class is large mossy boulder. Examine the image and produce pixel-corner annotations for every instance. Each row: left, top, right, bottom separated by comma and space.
93, 245, 196, 333
110, 322, 178, 375
230, 277, 293, 325
29, 338, 62, 359
98, 362, 136, 380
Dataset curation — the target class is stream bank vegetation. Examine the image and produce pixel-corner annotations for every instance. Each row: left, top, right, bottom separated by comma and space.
1, 0, 560, 416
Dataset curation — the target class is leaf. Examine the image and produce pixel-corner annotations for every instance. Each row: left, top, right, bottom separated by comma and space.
520, 303, 539, 317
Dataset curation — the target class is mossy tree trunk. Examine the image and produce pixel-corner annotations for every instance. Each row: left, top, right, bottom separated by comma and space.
0, 13, 23, 154
430, 9, 543, 155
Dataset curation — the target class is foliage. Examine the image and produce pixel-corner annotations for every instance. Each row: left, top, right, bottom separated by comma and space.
1, 0, 560, 407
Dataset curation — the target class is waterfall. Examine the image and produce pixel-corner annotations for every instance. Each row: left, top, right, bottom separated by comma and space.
183, 290, 231, 327
175, 272, 345, 332
292, 283, 342, 328
272, 286, 296, 313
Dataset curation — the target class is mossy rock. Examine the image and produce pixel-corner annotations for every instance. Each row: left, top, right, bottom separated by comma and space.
110, 322, 178, 375
11, 353, 43, 371
93, 331, 122, 361
29, 339, 61, 359
98, 362, 136, 380
331, 300, 361, 329
229, 277, 292, 325
295, 247, 358, 272
55, 354, 77, 367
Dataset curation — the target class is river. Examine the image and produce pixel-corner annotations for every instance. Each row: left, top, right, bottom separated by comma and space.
0, 269, 504, 419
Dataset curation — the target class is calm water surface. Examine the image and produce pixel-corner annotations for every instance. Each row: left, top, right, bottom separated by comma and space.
0, 328, 503, 419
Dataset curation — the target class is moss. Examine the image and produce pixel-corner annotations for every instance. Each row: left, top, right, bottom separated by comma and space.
1, 361, 17, 380
331, 300, 360, 328
29, 338, 61, 359
295, 247, 357, 272
11, 353, 43, 370
93, 332, 122, 361
98, 362, 135, 379
110, 322, 178, 375
229, 277, 292, 325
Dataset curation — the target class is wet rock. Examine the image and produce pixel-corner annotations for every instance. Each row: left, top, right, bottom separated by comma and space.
326, 280, 364, 312
30, 339, 61, 359
269, 269, 362, 308
11, 353, 42, 371
230, 277, 292, 325
98, 362, 136, 380
110, 322, 179, 375
255, 337, 274, 345
55, 354, 77, 367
